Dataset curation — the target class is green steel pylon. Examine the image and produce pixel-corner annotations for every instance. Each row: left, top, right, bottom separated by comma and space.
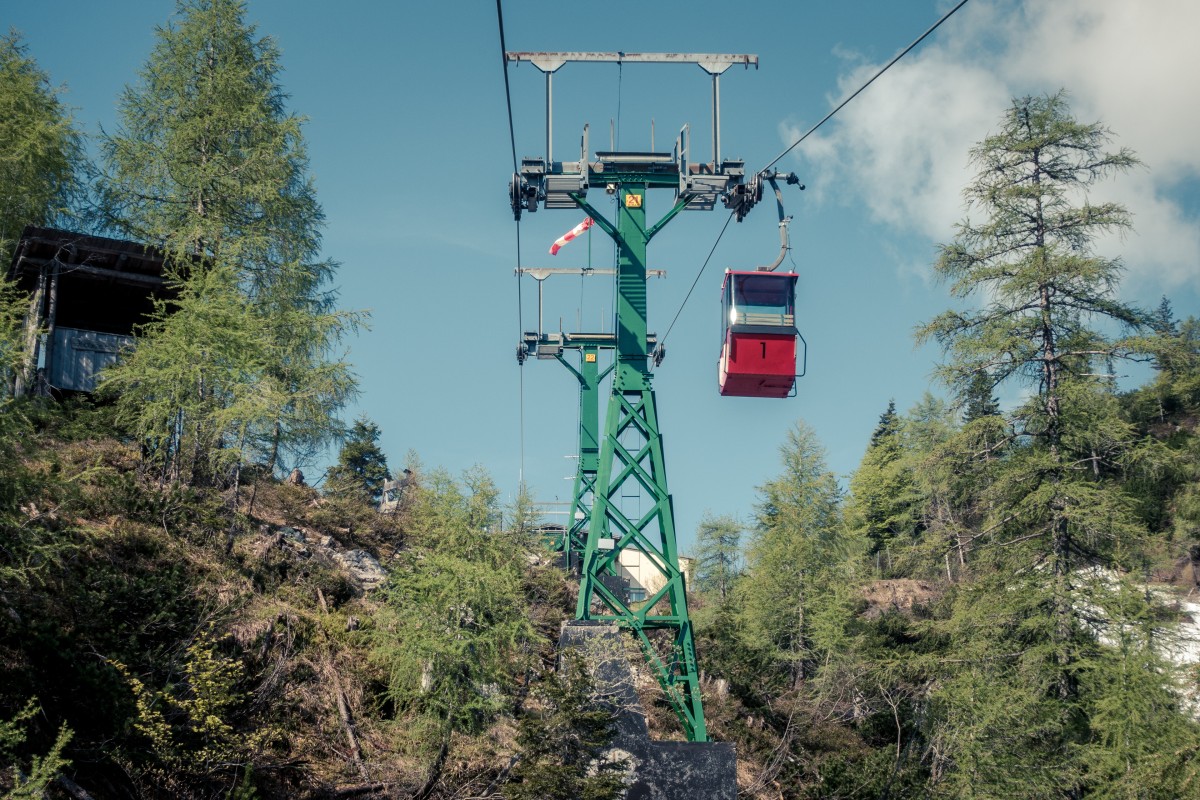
506, 50, 760, 744
572, 184, 708, 742
555, 341, 610, 561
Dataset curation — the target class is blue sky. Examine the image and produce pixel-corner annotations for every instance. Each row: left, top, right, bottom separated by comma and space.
7, 1, 1199, 552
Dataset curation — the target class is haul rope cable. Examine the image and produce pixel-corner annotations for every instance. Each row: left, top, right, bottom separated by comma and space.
496, 0, 525, 483
759, 0, 971, 173
659, 0, 972, 348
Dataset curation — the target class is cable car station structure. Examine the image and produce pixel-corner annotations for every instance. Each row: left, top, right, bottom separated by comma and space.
507, 50, 792, 744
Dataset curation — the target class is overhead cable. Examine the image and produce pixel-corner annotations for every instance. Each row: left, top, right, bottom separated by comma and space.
759, 0, 971, 174
660, 209, 735, 347
497, 0, 525, 482
496, 0, 519, 175
662, 0, 972, 347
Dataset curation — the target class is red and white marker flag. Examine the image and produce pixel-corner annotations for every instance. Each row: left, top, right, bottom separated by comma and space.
549, 217, 594, 255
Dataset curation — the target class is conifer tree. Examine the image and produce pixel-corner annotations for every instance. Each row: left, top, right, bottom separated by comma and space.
102, 265, 267, 484
506, 656, 623, 800
507, 482, 540, 546
918, 90, 1147, 581
737, 422, 851, 690
915, 92, 1200, 796
1, 32, 88, 396
690, 513, 747, 686
1147, 306, 1200, 414
693, 513, 743, 603
960, 369, 1000, 423
1126, 306, 1200, 558
846, 400, 923, 564
371, 467, 538, 774
326, 415, 390, 503
0, 32, 85, 260
0, 277, 27, 396
97, 0, 359, 483
895, 394, 961, 578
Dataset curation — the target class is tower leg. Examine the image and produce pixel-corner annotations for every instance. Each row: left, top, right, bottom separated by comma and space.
565, 344, 602, 562
576, 387, 707, 742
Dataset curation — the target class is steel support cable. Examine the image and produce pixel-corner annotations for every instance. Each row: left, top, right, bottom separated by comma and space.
516, 222, 525, 483
612, 61, 624, 290
660, 209, 735, 347
659, 0, 971, 350
758, 0, 971, 174
497, 0, 525, 482
496, 0, 519, 176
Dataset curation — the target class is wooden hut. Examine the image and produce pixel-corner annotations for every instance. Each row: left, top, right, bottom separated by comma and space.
6, 226, 170, 396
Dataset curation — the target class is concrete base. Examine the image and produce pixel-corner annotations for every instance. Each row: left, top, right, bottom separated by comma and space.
558, 621, 737, 800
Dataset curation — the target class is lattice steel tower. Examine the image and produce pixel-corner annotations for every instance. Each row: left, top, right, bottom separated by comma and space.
509, 51, 763, 742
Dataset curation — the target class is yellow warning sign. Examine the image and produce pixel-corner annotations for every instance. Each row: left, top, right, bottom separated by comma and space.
624, 193, 643, 208
585, 353, 597, 363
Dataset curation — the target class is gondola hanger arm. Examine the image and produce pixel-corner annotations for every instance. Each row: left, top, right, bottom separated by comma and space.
757, 171, 804, 272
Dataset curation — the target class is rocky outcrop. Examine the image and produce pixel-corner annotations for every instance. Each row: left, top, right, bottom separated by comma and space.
558, 621, 737, 800
263, 525, 387, 592
332, 549, 387, 591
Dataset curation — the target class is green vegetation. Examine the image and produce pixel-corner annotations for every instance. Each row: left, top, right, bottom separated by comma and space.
737, 421, 853, 693
0, 31, 85, 259
96, 0, 361, 486
505, 656, 625, 800
0, 401, 603, 797
371, 467, 536, 759
685, 94, 1200, 799
2, 4, 1198, 796
0, 30, 87, 396
327, 415, 391, 503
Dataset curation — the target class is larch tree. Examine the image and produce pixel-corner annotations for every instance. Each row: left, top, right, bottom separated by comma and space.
737, 421, 851, 691
691, 513, 745, 685
506, 656, 623, 800
693, 513, 743, 604
102, 266, 269, 484
1126, 303, 1200, 585
917, 90, 1147, 592
371, 467, 538, 786
0, 32, 87, 395
916, 92, 1200, 797
96, 0, 360, 484
846, 400, 924, 567
896, 393, 961, 579
0, 275, 27, 397
0, 31, 85, 260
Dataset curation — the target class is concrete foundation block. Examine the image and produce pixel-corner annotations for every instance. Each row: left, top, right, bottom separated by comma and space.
558, 621, 737, 800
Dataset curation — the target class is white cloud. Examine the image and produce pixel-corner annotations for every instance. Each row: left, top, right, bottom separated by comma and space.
1006, 0, 1200, 178
1100, 171, 1200, 292
789, 0, 1200, 292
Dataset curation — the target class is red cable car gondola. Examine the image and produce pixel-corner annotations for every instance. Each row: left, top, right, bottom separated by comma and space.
718, 269, 805, 398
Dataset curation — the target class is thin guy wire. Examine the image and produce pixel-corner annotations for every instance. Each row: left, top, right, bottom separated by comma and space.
759, 0, 971, 174
615, 59, 623, 151
612, 62, 623, 285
